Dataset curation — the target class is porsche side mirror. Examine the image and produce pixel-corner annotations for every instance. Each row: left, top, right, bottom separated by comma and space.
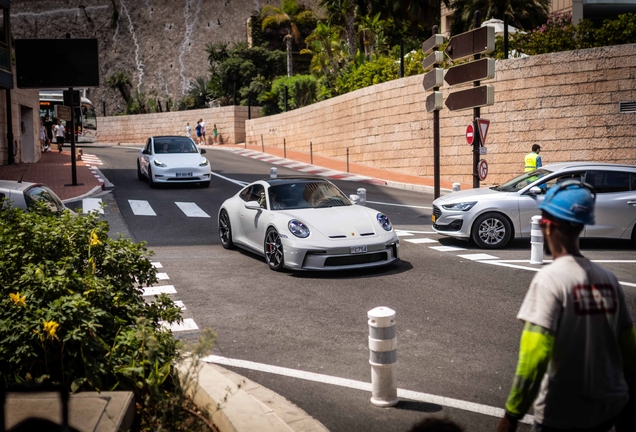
244, 201, 262, 210
349, 194, 360, 204
200, 149, 207, 154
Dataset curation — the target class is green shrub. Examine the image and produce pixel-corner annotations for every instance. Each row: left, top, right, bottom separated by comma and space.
335, 56, 399, 94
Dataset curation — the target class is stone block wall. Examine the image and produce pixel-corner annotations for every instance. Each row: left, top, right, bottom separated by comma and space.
97, 106, 260, 145
246, 44, 636, 186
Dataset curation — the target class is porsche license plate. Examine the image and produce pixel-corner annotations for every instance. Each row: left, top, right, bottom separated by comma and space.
351, 246, 367, 254
176, 172, 193, 177
431, 215, 436, 223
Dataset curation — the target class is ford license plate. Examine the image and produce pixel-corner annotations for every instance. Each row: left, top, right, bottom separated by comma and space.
176, 172, 193, 177
350, 246, 367, 254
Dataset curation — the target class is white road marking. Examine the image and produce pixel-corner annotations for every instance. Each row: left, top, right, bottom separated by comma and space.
151, 262, 163, 268
404, 238, 438, 244
429, 246, 467, 252
457, 253, 499, 260
202, 355, 533, 425
396, 230, 438, 234
82, 198, 104, 214
367, 200, 432, 210
129, 200, 156, 216
395, 230, 414, 236
210, 170, 249, 186
156, 272, 170, 280
160, 318, 198, 332
142, 285, 177, 296
175, 202, 210, 218
173, 300, 186, 310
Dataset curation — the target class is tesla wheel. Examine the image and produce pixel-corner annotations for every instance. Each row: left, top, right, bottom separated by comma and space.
471, 212, 512, 249
219, 210, 234, 249
200, 181, 211, 188
148, 167, 156, 188
264, 227, 285, 271
137, 161, 144, 180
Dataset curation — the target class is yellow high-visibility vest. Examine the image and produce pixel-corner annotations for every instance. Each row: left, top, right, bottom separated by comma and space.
525, 152, 539, 172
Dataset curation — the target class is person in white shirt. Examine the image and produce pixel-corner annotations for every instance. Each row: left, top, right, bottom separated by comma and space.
54, 120, 65, 153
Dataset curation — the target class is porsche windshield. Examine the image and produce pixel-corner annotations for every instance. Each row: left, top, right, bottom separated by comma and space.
493, 169, 552, 192
269, 181, 351, 209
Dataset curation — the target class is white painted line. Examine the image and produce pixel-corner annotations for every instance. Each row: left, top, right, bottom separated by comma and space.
405, 238, 438, 244
129, 200, 157, 216
282, 162, 310, 169
590, 260, 636, 263
202, 355, 533, 425
82, 198, 104, 214
175, 202, 211, 218
156, 272, 170, 280
210, 170, 249, 186
620, 281, 636, 287
160, 318, 198, 332
396, 230, 438, 234
366, 200, 432, 210
142, 285, 177, 296
429, 246, 467, 252
173, 300, 186, 310
395, 231, 414, 237
457, 253, 500, 260
480, 261, 542, 272
151, 262, 163, 268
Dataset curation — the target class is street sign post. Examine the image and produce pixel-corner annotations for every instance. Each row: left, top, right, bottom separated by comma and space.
478, 159, 488, 181
422, 68, 444, 91
444, 26, 495, 62
445, 85, 494, 111
422, 34, 446, 55
477, 118, 490, 145
444, 58, 495, 87
422, 51, 444, 72
426, 92, 443, 113
54, 105, 72, 121
466, 124, 474, 145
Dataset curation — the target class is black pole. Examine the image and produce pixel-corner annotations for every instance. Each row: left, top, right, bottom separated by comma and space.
473, 11, 481, 189
504, 14, 509, 60
102, 101, 106, 116
284, 86, 288, 112
432, 25, 440, 199
233, 81, 237, 105
400, 39, 405, 78
157, 100, 163, 112
247, 94, 251, 120
5, 89, 13, 165
68, 87, 78, 186
346, 147, 349, 172
283, 138, 286, 158
310, 141, 313, 165
261, 134, 264, 152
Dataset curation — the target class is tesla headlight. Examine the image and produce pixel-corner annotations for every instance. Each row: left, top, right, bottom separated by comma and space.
288, 219, 310, 238
377, 213, 392, 231
199, 158, 209, 167
154, 159, 167, 167
441, 201, 477, 211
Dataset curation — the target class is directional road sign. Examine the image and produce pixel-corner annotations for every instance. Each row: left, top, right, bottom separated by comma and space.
426, 92, 443, 113
466, 124, 474, 145
422, 51, 444, 72
55, 105, 72, 121
445, 26, 495, 62
444, 58, 495, 87
445, 85, 494, 112
422, 34, 446, 56
422, 68, 444, 91
477, 118, 491, 145
478, 159, 488, 181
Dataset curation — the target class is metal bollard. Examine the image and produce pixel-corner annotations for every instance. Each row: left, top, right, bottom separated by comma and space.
368, 307, 398, 407
270, 167, 277, 178
452, 183, 461, 192
357, 188, 367, 206
530, 215, 543, 264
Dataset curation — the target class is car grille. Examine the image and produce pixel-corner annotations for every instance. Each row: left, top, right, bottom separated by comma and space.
432, 205, 442, 218
324, 252, 388, 267
167, 177, 202, 181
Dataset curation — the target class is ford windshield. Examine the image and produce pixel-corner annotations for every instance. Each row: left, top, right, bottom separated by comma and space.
492, 169, 552, 192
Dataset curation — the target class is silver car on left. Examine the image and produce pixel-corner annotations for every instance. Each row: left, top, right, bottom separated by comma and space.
0, 180, 68, 212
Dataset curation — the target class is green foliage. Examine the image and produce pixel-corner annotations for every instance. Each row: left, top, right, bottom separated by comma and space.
262, 74, 326, 114
0, 202, 188, 428
335, 55, 399, 94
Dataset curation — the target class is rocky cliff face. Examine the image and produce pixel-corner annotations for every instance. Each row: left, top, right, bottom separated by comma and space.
10, 0, 263, 115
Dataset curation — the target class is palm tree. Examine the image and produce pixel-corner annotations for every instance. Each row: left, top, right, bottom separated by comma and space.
304, 21, 341, 72
106, 72, 132, 106
319, 0, 358, 60
261, 0, 316, 76
357, 13, 384, 59
443, 0, 550, 34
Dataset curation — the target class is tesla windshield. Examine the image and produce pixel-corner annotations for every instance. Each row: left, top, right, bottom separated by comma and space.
493, 169, 552, 192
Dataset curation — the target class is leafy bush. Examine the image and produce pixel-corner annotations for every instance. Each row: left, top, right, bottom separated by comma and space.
0, 203, 190, 429
260, 74, 326, 114
335, 56, 399, 94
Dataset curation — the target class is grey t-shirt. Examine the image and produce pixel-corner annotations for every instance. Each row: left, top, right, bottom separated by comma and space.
518, 255, 632, 428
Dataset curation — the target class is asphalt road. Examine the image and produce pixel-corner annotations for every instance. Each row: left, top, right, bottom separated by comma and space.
76, 145, 636, 432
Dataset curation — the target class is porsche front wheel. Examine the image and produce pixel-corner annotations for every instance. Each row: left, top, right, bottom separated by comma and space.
264, 228, 284, 271
219, 210, 234, 249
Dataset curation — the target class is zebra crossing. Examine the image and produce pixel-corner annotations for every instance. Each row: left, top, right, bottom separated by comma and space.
82, 197, 212, 218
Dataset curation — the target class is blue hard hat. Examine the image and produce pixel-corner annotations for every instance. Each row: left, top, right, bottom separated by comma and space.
539, 180, 596, 225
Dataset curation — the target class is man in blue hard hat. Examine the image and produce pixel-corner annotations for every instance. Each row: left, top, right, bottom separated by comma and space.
498, 180, 636, 432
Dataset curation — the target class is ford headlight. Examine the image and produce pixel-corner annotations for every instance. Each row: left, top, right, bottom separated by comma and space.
154, 159, 167, 167
377, 213, 392, 231
442, 201, 477, 211
199, 158, 209, 167
288, 219, 310, 238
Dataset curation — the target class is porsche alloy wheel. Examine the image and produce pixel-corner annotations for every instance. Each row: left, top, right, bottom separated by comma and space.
264, 228, 284, 271
219, 210, 234, 249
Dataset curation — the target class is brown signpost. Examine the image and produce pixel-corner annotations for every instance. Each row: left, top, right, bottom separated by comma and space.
422, 34, 445, 55
422, 68, 444, 92
444, 26, 495, 62
426, 92, 443, 113
444, 58, 495, 87
445, 85, 494, 111
422, 51, 444, 72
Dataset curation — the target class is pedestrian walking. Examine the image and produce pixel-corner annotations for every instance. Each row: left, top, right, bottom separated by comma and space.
200, 119, 206, 144
39, 120, 48, 152
497, 180, 636, 432
54, 120, 65, 152
524, 144, 542, 172
43, 115, 54, 150
186, 122, 191, 138
195, 120, 202, 145
213, 124, 218, 145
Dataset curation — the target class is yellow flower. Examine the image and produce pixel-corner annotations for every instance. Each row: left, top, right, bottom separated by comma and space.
9, 293, 26, 307
89, 230, 101, 246
43, 321, 60, 339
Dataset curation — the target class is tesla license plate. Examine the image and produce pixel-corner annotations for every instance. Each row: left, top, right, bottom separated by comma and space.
351, 246, 367, 253
176, 172, 193, 177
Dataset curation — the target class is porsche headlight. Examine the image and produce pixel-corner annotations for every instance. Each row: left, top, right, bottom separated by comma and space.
199, 158, 209, 167
288, 219, 310, 238
441, 201, 477, 211
377, 213, 392, 231
154, 159, 167, 167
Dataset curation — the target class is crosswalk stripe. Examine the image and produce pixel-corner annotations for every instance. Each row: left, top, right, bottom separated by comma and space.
457, 253, 499, 260
156, 272, 170, 280
151, 262, 163, 268
404, 238, 438, 244
142, 285, 177, 296
160, 318, 199, 332
429, 245, 467, 252
175, 202, 210, 218
129, 200, 156, 216
82, 198, 103, 214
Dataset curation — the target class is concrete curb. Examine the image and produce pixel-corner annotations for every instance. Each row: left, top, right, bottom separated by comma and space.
177, 361, 329, 432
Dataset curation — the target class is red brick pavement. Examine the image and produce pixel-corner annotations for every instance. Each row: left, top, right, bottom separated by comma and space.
0, 150, 102, 201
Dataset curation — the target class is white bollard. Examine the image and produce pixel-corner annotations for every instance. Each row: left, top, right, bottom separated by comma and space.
452, 183, 461, 192
368, 307, 398, 407
270, 167, 277, 178
357, 188, 367, 206
530, 215, 544, 264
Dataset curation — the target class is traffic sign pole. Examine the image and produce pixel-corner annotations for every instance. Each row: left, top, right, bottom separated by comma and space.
473, 11, 482, 189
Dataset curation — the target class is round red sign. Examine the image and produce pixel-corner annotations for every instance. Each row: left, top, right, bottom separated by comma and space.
466, 124, 474, 145
478, 159, 488, 181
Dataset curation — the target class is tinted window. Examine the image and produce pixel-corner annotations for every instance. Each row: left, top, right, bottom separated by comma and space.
268, 181, 351, 209
585, 170, 631, 193
24, 185, 65, 212
239, 185, 265, 205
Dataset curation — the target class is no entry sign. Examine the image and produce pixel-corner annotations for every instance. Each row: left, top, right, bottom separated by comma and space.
466, 124, 474, 145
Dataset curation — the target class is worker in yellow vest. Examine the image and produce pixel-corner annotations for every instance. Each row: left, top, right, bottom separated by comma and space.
524, 144, 542, 172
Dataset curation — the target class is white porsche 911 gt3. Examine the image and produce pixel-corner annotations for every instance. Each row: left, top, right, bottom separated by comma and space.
218, 177, 400, 271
